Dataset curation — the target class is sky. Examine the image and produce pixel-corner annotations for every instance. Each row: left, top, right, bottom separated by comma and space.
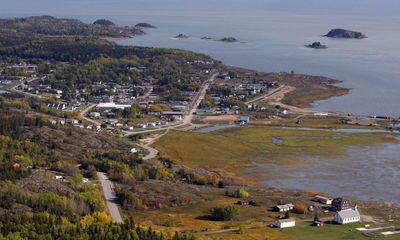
0, 0, 399, 19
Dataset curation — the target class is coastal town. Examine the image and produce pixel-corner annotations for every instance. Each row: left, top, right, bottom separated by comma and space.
0, 14, 399, 240
2, 61, 399, 136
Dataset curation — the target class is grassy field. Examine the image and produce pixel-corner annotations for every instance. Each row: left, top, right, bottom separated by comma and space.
153, 126, 397, 172
269, 116, 386, 129
132, 198, 395, 240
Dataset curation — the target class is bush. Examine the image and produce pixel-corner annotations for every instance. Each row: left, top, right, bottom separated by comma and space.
233, 189, 249, 198
209, 206, 239, 221
293, 203, 308, 214
116, 187, 146, 210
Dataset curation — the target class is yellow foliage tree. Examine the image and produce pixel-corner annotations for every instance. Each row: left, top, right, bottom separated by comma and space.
79, 211, 112, 229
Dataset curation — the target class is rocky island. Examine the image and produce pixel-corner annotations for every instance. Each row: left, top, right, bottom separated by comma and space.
306, 41, 327, 49
324, 28, 366, 39
174, 34, 190, 39
201, 36, 239, 43
218, 37, 239, 43
135, 22, 156, 28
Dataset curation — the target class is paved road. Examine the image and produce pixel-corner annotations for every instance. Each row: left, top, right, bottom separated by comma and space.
97, 172, 123, 223
124, 73, 218, 137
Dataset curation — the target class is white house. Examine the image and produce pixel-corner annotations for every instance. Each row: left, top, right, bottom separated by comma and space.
272, 218, 296, 228
89, 112, 101, 118
162, 112, 183, 121
274, 203, 294, 212
314, 195, 333, 205
333, 208, 361, 224
129, 148, 138, 154
147, 122, 156, 128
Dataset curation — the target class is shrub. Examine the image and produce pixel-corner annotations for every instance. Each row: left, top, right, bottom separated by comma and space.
293, 203, 308, 214
233, 189, 249, 198
209, 206, 239, 221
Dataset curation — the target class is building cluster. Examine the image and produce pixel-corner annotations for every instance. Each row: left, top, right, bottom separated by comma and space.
270, 196, 361, 229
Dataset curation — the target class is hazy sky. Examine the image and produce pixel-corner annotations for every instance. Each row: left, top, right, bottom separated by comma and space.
0, 0, 399, 18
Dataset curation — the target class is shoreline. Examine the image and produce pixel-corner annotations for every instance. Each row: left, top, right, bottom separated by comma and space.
107, 31, 400, 223
105, 37, 352, 113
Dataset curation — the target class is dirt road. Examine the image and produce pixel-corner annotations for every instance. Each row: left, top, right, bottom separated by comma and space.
97, 172, 123, 223
139, 130, 169, 160
252, 85, 320, 115
80, 103, 100, 125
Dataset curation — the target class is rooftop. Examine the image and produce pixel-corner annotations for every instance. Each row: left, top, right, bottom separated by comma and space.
336, 209, 360, 219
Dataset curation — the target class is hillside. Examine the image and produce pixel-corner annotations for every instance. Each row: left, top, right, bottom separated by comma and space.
0, 15, 145, 37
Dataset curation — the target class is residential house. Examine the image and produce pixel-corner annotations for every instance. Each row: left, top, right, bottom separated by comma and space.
273, 204, 294, 212
129, 148, 138, 154
171, 105, 186, 112
314, 195, 333, 205
332, 198, 352, 211
162, 112, 183, 121
67, 119, 79, 125
89, 112, 101, 118
196, 108, 216, 115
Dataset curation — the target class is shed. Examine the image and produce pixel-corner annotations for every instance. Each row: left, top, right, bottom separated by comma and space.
272, 218, 296, 228
239, 116, 250, 124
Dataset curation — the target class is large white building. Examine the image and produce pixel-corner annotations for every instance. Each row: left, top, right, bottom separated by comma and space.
333, 208, 361, 224
97, 102, 131, 110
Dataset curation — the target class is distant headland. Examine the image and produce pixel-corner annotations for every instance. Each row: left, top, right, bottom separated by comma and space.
135, 22, 157, 28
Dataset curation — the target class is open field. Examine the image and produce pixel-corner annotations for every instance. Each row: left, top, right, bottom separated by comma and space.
153, 127, 397, 175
